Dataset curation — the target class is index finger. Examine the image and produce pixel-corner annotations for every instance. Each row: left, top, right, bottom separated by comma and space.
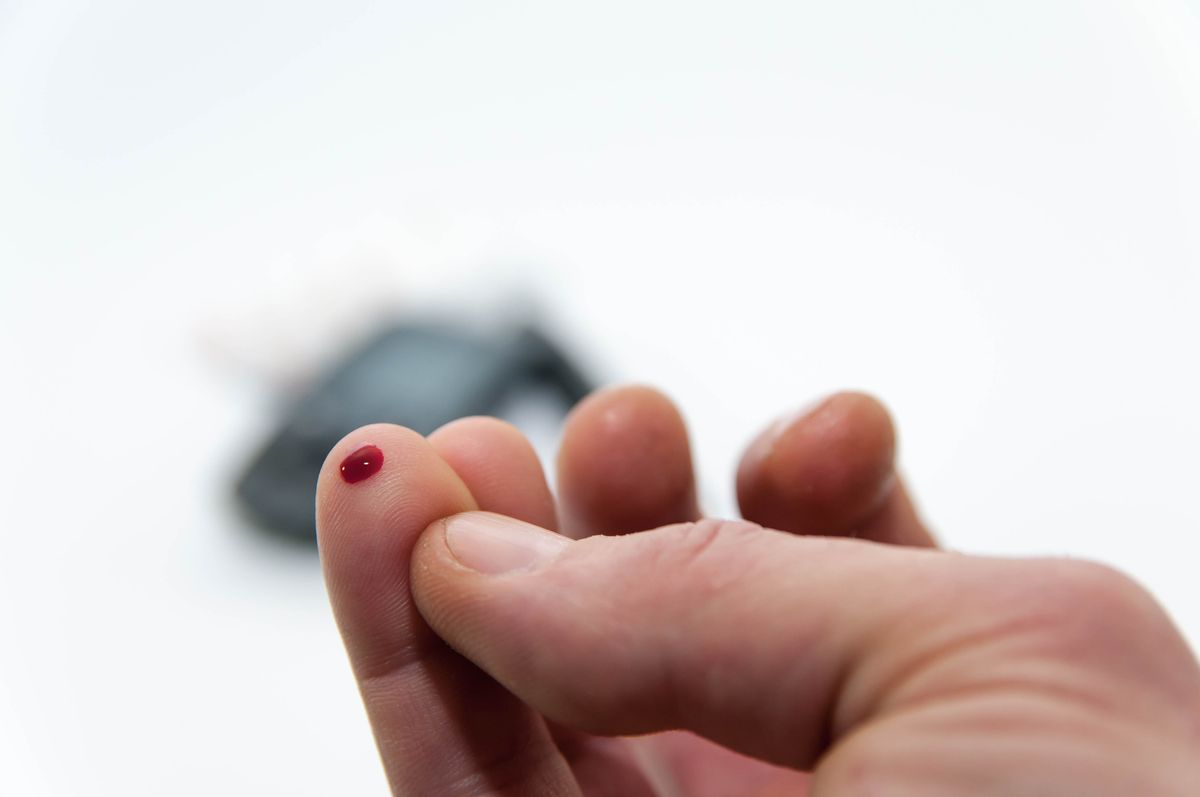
317, 424, 578, 796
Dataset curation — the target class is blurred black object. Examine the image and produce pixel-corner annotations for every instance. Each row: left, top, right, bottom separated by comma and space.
235, 322, 591, 544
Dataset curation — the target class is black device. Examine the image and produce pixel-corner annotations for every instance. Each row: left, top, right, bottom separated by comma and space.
235, 321, 591, 543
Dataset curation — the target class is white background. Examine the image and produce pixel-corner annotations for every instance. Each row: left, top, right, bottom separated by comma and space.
2, 2, 1199, 793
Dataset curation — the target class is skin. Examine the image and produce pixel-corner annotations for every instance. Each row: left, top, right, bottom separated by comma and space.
316, 385, 1200, 796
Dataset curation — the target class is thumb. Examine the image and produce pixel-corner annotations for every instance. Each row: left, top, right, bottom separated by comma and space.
410, 511, 949, 768
410, 512, 1199, 787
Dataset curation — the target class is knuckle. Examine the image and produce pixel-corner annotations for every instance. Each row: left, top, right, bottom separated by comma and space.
1016, 559, 1160, 657
531, 520, 770, 730
658, 518, 765, 572
1042, 560, 1148, 619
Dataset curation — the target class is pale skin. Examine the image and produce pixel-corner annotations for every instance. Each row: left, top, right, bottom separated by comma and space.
316, 386, 1200, 796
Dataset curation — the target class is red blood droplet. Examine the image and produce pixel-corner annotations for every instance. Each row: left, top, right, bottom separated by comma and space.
340, 445, 384, 484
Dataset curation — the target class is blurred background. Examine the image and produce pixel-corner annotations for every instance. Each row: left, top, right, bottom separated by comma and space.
2, 1, 1199, 793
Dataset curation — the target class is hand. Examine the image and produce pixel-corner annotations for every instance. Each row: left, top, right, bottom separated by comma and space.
317, 386, 1200, 796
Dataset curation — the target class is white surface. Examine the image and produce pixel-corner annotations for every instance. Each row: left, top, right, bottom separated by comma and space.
3, 2, 1200, 794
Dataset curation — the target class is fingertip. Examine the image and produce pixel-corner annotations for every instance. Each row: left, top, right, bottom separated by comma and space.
428, 416, 558, 530
428, 415, 524, 449
557, 384, 699, 537
316, 423, 475, 550
736, 392, 896, 535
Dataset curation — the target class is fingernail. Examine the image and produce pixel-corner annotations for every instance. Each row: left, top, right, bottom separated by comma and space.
444, 512, 571, 575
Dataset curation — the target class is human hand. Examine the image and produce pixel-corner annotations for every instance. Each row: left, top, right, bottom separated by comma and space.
317, 386, 1200, 795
